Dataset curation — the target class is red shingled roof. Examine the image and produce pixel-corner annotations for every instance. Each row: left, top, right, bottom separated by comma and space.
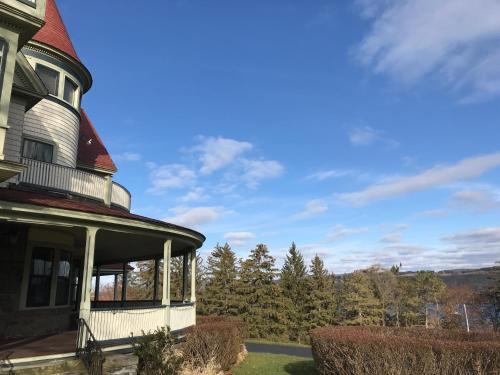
0, 188, 204, 241
32, 0, 80, 61
78, 109, 117, 173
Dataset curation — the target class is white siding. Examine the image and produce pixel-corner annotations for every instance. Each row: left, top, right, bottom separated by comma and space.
23, 99, 79, 167
4, 98, 26, 163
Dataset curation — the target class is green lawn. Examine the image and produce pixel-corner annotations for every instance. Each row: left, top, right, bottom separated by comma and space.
233, 353, 317, 375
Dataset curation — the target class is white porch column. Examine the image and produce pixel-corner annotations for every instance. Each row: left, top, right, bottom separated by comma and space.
79, 227, 98, 322
162, 239, 172, 326
190, 249, 196, 302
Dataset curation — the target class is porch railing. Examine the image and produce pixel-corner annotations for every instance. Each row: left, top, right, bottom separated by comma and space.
89, 306, 166, 341
170, 303, 196, 332
76, 318, 105, 375
17, 158, 131, 210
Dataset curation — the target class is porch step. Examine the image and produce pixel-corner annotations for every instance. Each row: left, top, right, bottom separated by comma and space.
0, 353, 138, 374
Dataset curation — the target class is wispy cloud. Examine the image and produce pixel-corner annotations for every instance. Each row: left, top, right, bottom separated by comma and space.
241, 159, 284, 188
355, 0, 500, 101
306, 169, 372, 182
293, 199, 328, 220
180, 187, 209, 203
349, 126, 399, 147
165, 206, 229, 228
337, 152, 500, 205
417, 209, 449, 218
114, 152, 142, 162
148, 164, 196, 193
326, 224, 368, 243
380, 233, 402, 244
451, 187, 500, 212
193, 136, 252, 175
224, 231, 256, 247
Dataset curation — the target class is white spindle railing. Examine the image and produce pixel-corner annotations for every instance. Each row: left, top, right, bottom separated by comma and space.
111, 182, 131, 211
18, 158, 131, 211
170, 304, 196, 332
89, 308, 166, 341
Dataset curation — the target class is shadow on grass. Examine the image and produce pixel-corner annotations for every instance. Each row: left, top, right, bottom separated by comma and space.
284, 360, 318, 375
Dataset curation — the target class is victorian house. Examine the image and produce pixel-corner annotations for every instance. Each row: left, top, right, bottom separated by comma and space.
0, 0, 204, 371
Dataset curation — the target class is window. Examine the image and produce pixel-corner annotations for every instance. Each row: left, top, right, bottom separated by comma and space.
0, 39, 8, 98
55, 251, 71, 305
35, 64, 59, 95
26, 247, 54, 307
22, 138, 54, 163
63, 78, 77, 105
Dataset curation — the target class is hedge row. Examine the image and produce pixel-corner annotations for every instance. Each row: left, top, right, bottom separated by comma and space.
310, 326, 500, 375
182, 316, 247, 371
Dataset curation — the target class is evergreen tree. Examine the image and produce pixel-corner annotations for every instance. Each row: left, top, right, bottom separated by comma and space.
199, 243, 239, 316
337, 270, 383, 325
367, 266, 398, 326
280, 242, 308, 341
305, 255, 336, 330
170, 256, 184, 301
237, 244, 288, 338
414, 271, 446, 327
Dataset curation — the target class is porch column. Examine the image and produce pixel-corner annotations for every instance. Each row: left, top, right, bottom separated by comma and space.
121, 262, 128, 304
182, 252, 189, 302
79, 227, 98, 322
190, 249, 196, 302
153, 257, 160, 304
95, 266, 101, 302
113, 274, 119, 301
162, 239, 172, 327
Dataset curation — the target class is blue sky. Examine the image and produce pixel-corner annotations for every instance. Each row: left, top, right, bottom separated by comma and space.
62, 0, 500, 273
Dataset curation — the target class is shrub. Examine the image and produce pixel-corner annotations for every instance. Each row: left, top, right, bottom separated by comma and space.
132, 326, 183, 375
182, 316, 246, 372
310, 326, 500, 375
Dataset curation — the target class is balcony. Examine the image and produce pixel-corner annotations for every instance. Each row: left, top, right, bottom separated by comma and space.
17, 158, 131, 211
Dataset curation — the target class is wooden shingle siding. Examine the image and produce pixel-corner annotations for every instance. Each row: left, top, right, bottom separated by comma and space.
24, 99, 79, 167
4, 98, 27, 163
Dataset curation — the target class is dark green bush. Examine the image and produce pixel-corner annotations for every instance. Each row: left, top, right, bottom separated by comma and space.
132, 326, 183, 375
182, 316, 246, 371
310, 326, 500, 375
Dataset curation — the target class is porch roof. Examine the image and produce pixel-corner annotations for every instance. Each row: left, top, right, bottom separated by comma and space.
0, 188, 205, 242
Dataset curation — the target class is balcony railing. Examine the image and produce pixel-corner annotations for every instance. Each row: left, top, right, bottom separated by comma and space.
18, 158, 131, 211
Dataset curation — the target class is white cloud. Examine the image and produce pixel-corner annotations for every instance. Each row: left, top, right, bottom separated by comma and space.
180, 187, 209, 203
194, 136, 253, 175
293, 199, 328, 220
306, 169, 372, 182
326, 224, 368, 243
241, 159, 284, 188
355, 0, 500, 101
417, 209, 449, 218
380, 233, 402, 243
114, 152, 142, 162
165, 206, 228, 227
443, 227, 500, 248
338, 152, 500, 205
451, 188, 500, 211
349, 126, 399, 147
224, 231, 256, 247
147, 164, 196, 193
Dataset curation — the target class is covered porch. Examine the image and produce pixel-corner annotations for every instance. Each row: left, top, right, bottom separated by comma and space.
0, 190, 204, 362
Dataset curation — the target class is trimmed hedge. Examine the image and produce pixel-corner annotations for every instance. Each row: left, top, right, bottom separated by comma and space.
182, 316, 246, 371
310, 326, 500, 375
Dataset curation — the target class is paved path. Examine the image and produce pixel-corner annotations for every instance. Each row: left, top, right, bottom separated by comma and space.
245, 341, 313, 359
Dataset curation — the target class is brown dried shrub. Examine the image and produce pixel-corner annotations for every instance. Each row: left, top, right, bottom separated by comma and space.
182, 316, 246, 372
310, 326, 500, 375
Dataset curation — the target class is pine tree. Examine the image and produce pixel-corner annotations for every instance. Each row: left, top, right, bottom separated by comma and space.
414, 271, 446, 327
237, 244, 288, 339
280, 242, 308, 341
337, 270, 384, 325
367, 266, 398, 326
170, 256, 184, 301
305, 255, 336, 330
199, 243, 239, 316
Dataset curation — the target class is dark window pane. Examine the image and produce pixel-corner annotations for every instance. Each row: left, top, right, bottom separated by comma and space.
56, 251, 71, 305
27, 247, 54, 307
63, 78, 77, 104
35, 64, 59, 95
22, 139, 54, 163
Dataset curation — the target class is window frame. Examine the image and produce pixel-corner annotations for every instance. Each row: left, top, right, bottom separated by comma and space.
63, 77, 78, 105
21, 137, 55, 163
35, 63, 60, 96
0, 38, 9, 99
26, 246, 54, 308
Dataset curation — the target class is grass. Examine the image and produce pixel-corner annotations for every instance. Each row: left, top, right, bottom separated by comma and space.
245, 338, 311, 348
233, 353, 317, 375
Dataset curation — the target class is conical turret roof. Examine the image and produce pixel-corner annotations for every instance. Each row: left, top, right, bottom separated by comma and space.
32, 0, 79, 61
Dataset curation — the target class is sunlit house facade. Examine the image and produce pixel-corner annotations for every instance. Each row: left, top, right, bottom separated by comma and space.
0, 0, 204, 367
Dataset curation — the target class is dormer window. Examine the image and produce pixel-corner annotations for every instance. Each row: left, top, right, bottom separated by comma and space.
22, 138, 54, 163
35, 64, 59, 96
63, 77, 77, 105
